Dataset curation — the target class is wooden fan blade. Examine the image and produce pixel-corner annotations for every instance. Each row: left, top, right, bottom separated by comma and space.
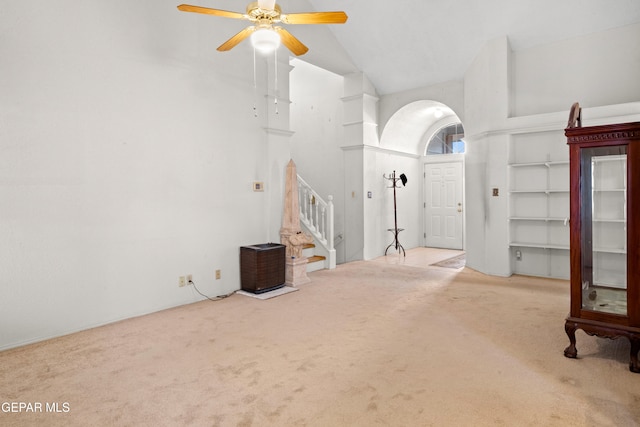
177, 4, 247, 20
274, 27, 308, 56
217, 27, 255, 51
280, 11, 348, 25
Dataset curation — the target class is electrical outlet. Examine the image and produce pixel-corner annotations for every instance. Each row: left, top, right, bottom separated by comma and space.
186, 274, 193, 284
215, 269, 221, 280
179, 276, 186, 287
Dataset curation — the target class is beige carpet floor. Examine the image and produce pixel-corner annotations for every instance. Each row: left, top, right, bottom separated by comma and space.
1, 248, 639, 426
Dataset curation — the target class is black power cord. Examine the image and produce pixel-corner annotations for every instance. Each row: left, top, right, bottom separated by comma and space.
188, 279, 236, 302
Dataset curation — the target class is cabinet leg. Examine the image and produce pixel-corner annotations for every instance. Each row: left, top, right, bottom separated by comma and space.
630, 336, 640, 373
564, 322, 578, 358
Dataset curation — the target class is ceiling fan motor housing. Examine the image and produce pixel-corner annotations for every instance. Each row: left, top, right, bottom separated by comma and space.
247, 2, 282, 22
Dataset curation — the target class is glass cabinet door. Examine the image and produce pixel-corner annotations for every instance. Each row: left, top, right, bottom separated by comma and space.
580, 146, 627, 316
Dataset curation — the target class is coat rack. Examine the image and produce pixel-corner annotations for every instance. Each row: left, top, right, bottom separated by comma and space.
383, 170, 407, 256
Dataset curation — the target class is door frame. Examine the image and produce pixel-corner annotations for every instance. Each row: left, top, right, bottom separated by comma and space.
423, 154, 466, 249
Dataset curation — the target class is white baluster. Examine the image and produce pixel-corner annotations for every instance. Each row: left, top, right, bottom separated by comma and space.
304, 188, 310, 223
298, 185, 304, 222
313, 197, 319, 233
320, 205, 326, 242
308, 193, 316, 231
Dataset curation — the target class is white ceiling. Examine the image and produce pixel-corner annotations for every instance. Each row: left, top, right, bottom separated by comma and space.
299, 0, 640, 95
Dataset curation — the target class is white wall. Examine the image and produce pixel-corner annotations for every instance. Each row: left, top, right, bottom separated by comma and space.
341, 73, 380, 262
287, 20, 640, 278
289, 59, 346, 262
363, 25, 640, 277
290, 60, 436, 263
464, 37, 512, 136
379, 81, 465, 133
365, 150, 422, 259
4, 3, 639, 351
463, 27, 640, 277
0, 1, 289, 350
343, 148, 365, 261
513, 22, 640, 117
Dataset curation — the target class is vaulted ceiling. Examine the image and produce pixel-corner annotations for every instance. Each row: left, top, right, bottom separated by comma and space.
183, 1, 639, 95
301, 0, 640, 95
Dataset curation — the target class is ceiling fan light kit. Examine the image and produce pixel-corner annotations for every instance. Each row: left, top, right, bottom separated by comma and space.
177, 2, 348, 56
177, 1, 347, 117
251, 27, 280, 54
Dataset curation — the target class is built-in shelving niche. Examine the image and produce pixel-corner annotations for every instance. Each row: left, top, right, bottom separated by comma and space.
508, 129, 570, 279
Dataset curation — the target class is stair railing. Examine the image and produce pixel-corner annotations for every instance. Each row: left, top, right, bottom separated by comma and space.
297, 174, 336, 269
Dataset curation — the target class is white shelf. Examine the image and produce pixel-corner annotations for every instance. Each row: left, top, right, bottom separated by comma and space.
510, 242, 626, 253
510, 242, 569, 250
592, 155, 626, 163
593, 247, 627, 254
509, 189, 547, 193
508, 160, 569, 168
509, 130, 571, 279
509, 189, 569, 194
509, 217, 569, 222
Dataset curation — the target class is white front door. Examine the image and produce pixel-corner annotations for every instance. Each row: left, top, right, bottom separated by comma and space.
424, 162, 464, 249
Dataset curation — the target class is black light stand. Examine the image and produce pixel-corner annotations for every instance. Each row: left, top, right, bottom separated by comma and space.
383, 170, 407, 256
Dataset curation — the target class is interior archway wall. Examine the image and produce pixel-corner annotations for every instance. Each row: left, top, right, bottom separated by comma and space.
367, 100, 464, 259
380, 100, 462, 155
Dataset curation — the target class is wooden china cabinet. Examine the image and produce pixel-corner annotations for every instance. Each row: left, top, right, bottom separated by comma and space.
563, 103, 640, 373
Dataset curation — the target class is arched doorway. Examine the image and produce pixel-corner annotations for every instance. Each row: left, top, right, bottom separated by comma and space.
380, 100, 465, 251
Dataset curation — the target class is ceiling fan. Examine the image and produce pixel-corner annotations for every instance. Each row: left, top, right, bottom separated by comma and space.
177, 0, 348, 56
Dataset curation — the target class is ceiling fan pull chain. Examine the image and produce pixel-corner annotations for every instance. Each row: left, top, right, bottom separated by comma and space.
274, 49, 278, 115
253, 46, 258, 118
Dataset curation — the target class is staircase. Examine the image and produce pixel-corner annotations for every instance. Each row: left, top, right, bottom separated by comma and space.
297, 175, 336, 272
303, 243, 327, 273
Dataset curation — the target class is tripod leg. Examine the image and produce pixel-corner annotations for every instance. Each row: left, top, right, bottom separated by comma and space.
385, 243, 394, 255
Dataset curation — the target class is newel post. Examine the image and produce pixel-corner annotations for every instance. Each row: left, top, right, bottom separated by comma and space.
328, 195, 334, 250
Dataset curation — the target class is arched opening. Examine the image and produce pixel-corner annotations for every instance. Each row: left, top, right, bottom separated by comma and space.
380, 100, 465, 253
